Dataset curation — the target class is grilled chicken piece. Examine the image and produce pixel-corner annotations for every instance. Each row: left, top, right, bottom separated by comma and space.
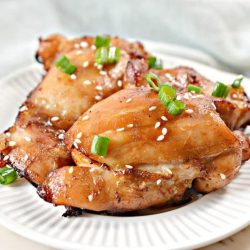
0, 36, 148, 185
39, 87, 242, 212
36, 35, 147, 71
125, 59, 250, 130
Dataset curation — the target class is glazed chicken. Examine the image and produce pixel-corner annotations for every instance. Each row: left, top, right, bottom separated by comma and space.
125, 58, 250, 130
39, 87, 244, 212
1, 34, 250, 214
0, 35, 148, 185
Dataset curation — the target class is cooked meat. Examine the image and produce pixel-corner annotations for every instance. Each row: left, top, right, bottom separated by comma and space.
39, 162, 201, 213
0, 35, 148, 185
39, 87, 242, 212
125, 59, 250, 130
36, 35, 147, 71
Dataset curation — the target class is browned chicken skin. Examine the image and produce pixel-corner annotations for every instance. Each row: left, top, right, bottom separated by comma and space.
0, 35, 148, 185
0, 34, 249, 214
125, 58, 250, 130
39, 87, 243, 212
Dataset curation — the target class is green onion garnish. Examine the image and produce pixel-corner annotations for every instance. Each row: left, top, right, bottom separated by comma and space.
158, 84, 176, 106
232, 75, 244, 88
91, 135, 110, 157
148, 56, 163, 70
145, 73, 161, 92
187, 84, 201, 94
95, 47, 121, 65
212, 82, 230, 98
167, 100, 186, 116
0, 166, 18, 185
145, 73, 186, 116
54, 55, 76, 75
94, 35, 110, 48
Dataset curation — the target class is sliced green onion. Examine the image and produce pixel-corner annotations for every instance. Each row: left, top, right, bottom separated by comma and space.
145, 73, 161, 92
158, 84, 176, 106
212, 82, 230, 98
91, 135, 110, 157
0, 166, 18, 185
232, 75, 244, 88
94, 35, 110, 48
54, 55, 76, 75
108, 47, 121, 64
187, 84, 201, 94
167, 100, 186, 116
148, 56, 163, 70
95, 47, 121, 65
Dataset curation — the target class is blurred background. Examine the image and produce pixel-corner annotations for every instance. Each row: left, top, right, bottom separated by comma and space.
1, 0, 250, 79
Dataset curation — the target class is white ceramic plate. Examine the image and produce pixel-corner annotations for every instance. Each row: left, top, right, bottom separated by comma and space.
0, 44, 250, 250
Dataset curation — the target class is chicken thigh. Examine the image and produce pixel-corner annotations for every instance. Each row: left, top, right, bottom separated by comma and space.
39, 87, 242, 212
0, 36, 148, 185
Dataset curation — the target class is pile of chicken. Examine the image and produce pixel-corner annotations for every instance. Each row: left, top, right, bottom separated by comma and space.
0, 35, 250, 214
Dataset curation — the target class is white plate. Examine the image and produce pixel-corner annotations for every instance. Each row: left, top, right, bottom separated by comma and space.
0, 44, 250, 250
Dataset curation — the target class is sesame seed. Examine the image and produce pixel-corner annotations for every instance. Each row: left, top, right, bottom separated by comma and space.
23, 154, 29, 162
88, 194, 94, 202
24, 136, 31, 142
80, 41, 89, 48
68, 167, 74, 174
125, 164, 133, 169
165, 73, 174, 81
126, 98, 132, 103
8, 141, 17, 147
161, 116, 168, 121
83, 80, 92, 85
95, 95, 102, 101
70, 74, 77, 80
149, 106, 157, 111
82, 61, 89, 68
157, 135, 164, 141
127, 124, 134, 128
3, 155, 9, 161
73, 142, 79, 149
51, 116, 60, 122
82, 115, 89, 121
116, 127, 125, 132
117, 80, 123, 87
96, 64, 103, 70
19, 105, 28, 112
74, 138, 81, 144
220, 173, 226, 180
156, 179, 162, 185
91, 45, 96, 50
74, 43, 80, 49
212, 102, 216, 110
5, 132, 11, 137
45, 120, 52, 126
96, 85, 103, 91
58, 134, 65, 140
155, 121, 161, 129
162, 128, 168, 135
90, 168, 96, 172
76, 132, 82, 138
166, 168, 172, 174
99, 70, 107, 76
186, 109, 193, 114
176, 96, 181, 100
184, 93, 191, 99
76, 50, 83, 55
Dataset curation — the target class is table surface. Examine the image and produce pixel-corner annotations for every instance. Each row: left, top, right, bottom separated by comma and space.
1, 224, 250, 250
